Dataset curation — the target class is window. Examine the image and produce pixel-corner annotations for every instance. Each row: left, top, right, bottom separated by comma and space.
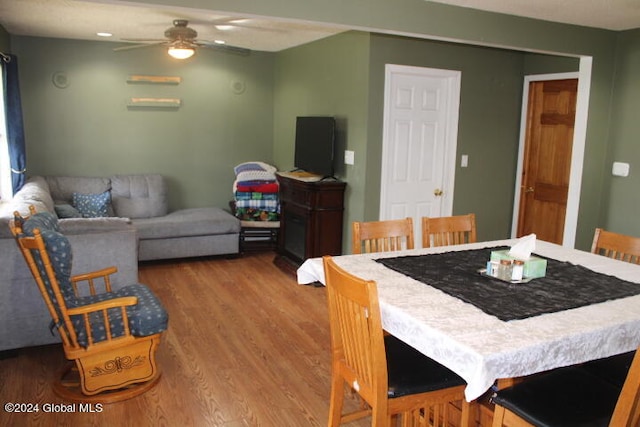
0, 64, 13, 201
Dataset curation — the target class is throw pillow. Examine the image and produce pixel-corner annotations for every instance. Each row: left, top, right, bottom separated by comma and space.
72, 191, 111, 218
54, 204, 83, 219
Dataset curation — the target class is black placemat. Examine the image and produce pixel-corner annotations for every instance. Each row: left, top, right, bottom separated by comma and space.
376, 247, 640, 321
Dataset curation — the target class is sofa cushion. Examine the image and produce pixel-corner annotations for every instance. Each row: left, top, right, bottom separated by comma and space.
11, 176, 55, 214
45, 176, 111, 205
54, 204, 83, 218
132, 207, 239, 240
72, 191, 111, 218
59, 217, 132, 234
0, 177, 54, 232
111, 174, 168, 219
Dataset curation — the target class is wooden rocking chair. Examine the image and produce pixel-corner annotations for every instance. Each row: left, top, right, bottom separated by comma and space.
9, 207, 168, 403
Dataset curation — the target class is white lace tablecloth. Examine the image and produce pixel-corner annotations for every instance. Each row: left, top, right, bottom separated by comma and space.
297, 240, 640, 401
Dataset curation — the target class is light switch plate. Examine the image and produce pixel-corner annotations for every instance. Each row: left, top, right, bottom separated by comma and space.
612, 161, 630, 177
344, 150, 355, 165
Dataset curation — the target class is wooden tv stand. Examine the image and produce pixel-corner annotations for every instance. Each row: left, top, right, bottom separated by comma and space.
274, 173, 346, 273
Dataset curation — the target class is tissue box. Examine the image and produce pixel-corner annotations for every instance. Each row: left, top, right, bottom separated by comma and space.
490, 250, 547, 279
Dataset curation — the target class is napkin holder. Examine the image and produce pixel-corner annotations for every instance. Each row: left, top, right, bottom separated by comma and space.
490, 250, 547, 279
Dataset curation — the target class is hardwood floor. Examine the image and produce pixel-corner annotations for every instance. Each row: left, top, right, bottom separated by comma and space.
0, 252, 369, 427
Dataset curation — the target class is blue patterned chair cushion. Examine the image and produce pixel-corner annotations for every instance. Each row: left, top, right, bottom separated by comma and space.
21, 211, 59, 234
73, 284, 169, 347
21, 213, 76, 305
72, 191, 111, 218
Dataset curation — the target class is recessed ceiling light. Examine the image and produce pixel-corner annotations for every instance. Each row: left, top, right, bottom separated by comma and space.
96, 32, 112, 37
214, 40, 226, 45
215, 25, 234, 31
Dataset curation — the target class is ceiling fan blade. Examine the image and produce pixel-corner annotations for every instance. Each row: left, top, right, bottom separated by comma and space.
120, 38, 167, 42
198, 42, 251, 56
113, 42, 166, 52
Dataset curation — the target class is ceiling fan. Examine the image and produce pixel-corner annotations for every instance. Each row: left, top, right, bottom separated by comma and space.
113, 19, 251, 59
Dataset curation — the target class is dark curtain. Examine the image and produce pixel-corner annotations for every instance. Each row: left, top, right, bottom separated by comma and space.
2, 54, 26, 194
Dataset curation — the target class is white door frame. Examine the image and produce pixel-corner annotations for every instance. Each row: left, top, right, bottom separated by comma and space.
380, 64, 461, 222
511, 56, 591, 247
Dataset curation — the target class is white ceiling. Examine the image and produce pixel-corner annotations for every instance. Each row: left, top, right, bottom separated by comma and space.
0, 0, 638, 54
0, 0, 348, 52
432, 0, 640, 31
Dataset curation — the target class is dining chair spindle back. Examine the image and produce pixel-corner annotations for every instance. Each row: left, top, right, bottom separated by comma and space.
591, 228, 640, 264
422, 214, 477, 248
352, 218, 414, 254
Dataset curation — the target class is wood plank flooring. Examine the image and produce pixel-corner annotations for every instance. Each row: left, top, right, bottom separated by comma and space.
0, 252, 369, 427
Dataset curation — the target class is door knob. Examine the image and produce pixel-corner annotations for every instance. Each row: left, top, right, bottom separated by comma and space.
434, 188, 443, 197
523, 187, 534, 193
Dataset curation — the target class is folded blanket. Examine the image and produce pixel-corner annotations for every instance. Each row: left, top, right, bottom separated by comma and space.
236, 170, 277, 182
234, 162, 278, 183
235, 191, 279, 201
234, 207, 280, 222
235, 182, 279, 193
235, 199, 280, 211
234, 161, 277, 176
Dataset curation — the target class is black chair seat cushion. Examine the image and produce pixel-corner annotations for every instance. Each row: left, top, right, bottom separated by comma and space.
492, 366, 622, 427
579, 351, 636, 388
385, 335, 466, 398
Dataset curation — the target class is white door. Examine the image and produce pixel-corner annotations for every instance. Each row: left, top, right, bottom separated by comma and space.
380, 64, 461, 245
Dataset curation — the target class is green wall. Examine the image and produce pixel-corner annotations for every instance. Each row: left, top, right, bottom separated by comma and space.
0, 25, 9, 52
366, 35, 525, 243
126, 0, 623, 249
364, 35, 581, 244
273, 32, 371, 248
9, 0, 640, 249
274, 32, 580, 251
603, 29, 640, 233
13, 36, 275, 210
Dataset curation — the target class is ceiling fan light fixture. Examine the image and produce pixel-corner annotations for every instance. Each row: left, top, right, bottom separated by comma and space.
168, 45, 195, 59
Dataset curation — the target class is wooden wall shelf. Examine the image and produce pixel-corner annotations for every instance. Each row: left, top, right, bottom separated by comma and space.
127, 97, 181, 109
127, 75, 181, 85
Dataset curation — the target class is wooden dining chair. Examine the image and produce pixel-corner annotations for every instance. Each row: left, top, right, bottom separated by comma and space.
323, 255, 470, 426
10, 207, 168, 403
591, 228, 640, 264
351, 218, 414, 254
491, 345, 640, 427
422, 214, 477, 248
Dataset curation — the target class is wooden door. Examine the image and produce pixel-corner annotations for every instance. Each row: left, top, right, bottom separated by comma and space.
517, 79, 577, 243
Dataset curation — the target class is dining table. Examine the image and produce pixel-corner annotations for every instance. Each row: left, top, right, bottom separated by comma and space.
296, 239, 640, 402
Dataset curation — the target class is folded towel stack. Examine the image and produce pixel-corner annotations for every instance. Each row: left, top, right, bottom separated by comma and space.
232, 162, 280, 221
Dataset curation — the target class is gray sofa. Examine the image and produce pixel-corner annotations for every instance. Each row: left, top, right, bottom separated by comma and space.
0, 174, 239, 351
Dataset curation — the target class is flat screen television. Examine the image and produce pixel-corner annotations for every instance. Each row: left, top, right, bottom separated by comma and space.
294, 116, 336, 177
